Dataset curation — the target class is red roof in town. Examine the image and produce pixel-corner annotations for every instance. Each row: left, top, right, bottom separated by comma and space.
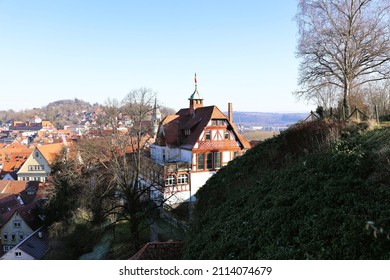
0, 181, 28, 195
130, 242, 184, 260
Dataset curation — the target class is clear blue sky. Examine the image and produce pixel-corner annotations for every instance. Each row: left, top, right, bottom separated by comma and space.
0, 0, 313, 113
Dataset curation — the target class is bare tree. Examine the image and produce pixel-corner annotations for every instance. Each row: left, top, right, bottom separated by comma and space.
295, 82, 341, 110
76, 88, 176, 251
295, 0, 390, 118
363, 81, 390, 117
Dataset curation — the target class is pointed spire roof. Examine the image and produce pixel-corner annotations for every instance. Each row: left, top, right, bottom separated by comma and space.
189, 73, 203, 100
152, 98, 161, 121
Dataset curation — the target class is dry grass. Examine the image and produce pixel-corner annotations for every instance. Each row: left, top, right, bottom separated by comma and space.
242, 130, 279, 141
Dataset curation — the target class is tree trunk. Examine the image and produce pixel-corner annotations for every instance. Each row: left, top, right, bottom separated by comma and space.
130, 215, 140, 250
343, 81, 351, 120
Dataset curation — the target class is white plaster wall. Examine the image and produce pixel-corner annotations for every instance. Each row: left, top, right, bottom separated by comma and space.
190, 171, 216, 197
180, 150, 192, 163
17, 148, 50, 181
1, 249, 34, 260
0, 212, 33, 247
222, 151, 231, 164
151, 145, 192, 164
164, 190, 191, 205
161, 171, 215, 205
150, 145, 164, 164
166, 147, 180, 162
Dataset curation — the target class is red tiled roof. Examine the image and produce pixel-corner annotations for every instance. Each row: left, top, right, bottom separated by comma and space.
0, 147, 33, 171
158, 115, 183, 146
130, 242, 184, 260
0, 192, 43, 230
157, 105, 250, 150
37, 143, 67, 164
0, 181, 28, 194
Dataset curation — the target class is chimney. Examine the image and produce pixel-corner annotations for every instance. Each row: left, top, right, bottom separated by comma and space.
228, 103, 233, 122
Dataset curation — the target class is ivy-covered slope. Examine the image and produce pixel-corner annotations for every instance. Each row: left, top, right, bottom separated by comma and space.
184, 121, 390, 259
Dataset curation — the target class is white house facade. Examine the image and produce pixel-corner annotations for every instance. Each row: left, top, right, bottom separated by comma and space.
0, 210, 34, 254
149, 78, 250, 206
17, 143, 65, 182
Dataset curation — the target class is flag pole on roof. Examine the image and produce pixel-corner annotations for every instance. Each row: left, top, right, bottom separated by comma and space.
194, 73, 197, 86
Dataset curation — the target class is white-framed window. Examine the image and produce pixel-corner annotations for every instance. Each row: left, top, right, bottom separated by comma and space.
3, 245, 13, 252
177, 174, 188, 184
28, 165, 44, 171
224, 131, 230, 139
205, 130, 211, 140
13, 220, 21, 228
15, 251, 22, 258
165, 175, 175, 186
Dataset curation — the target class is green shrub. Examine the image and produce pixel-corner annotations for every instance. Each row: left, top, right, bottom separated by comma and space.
184, 122, 390, 259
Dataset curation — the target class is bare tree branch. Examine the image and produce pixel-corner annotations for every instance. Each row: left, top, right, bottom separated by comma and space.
295, 0, 390, 118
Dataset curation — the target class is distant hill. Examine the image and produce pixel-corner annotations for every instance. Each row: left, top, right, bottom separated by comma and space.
184, 121, 390, 259
230, 111, 308, 127
0, 99, 99, 128
1, 99, 308, 129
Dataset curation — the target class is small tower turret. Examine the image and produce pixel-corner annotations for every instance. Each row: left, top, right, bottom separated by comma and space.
189, 73, 203, 115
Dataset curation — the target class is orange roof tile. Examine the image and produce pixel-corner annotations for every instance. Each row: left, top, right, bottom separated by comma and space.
41, 121, 54, 128
57, 130, 71, 135
37, 143, 67, 164
0, 147, 33, 166
0, 181, 28, 194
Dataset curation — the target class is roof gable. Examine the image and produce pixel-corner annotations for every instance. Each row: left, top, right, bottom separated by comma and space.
36, 143, 66, 164
0, 202, 42, 230
156, 102, 250, 150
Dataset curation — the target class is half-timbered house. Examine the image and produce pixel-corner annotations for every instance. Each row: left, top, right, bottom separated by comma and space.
150, 77, 250, 206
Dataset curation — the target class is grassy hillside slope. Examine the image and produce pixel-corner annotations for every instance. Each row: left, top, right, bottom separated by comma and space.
184, 121, 390, 259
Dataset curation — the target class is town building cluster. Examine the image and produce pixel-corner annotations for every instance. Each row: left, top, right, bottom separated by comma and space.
0, 79, 251, 259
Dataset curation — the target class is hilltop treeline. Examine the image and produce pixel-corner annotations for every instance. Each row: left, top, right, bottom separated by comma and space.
0, 98, 175, 128
0, 99, 98, 127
